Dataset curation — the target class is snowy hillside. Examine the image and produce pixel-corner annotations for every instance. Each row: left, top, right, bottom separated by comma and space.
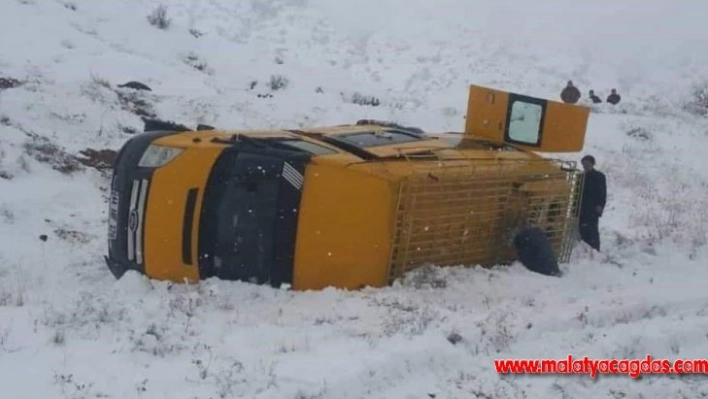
2, 0, 708, 398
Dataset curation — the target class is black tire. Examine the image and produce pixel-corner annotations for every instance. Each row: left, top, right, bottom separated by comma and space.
513, 227, 562, 277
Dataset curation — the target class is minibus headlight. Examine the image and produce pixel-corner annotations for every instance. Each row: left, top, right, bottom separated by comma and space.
137, 145, 183, 168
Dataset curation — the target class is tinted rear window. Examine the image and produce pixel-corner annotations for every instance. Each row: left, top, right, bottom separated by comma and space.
336, 130, 424, 147
271, 139, 338, 155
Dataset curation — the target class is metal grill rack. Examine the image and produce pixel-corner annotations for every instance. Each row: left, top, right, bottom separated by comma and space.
385, 157, 583, 284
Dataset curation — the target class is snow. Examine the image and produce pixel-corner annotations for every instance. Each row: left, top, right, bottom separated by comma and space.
1, 0, 708, 398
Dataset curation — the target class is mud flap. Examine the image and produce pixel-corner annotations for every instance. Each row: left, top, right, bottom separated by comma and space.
513, 227, 562, 277
105, 255, 127, 279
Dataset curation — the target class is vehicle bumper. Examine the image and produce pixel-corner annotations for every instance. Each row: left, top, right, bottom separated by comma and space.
105, 130, 178, 279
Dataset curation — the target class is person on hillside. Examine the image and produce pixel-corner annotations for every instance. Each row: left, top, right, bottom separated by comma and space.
588, 90, 602, 104
560, 80, 581, 104
606, 89, 621, 105
578, 155, 607, 251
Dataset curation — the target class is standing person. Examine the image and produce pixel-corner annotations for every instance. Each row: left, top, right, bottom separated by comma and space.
578, 155, 607, 251
560, 80, 581, 104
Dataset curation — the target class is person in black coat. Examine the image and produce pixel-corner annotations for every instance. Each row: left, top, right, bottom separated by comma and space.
588, 90, 602, 104
578, 155, 606, 251
606, 89, 621, 105
560, 80, 581, 104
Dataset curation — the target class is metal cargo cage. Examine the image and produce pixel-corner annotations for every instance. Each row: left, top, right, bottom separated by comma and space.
386, 157, 584, 284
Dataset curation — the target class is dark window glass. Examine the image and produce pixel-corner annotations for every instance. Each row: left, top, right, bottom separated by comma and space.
336, 130, 424, 147
272, 139, 337, 155
199, 151, 280, 283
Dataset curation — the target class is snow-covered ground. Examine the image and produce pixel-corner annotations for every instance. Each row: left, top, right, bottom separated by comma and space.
2, 0, 708, 398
